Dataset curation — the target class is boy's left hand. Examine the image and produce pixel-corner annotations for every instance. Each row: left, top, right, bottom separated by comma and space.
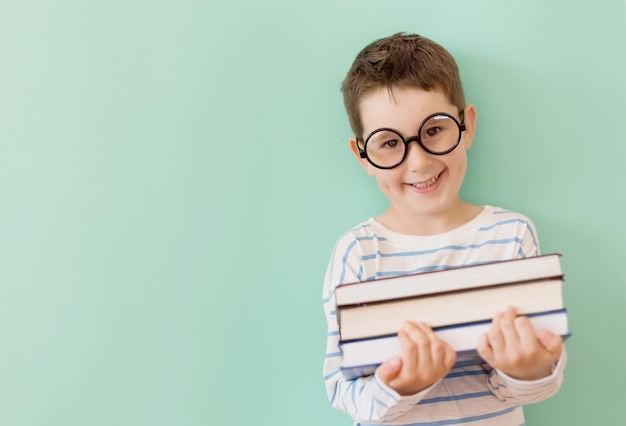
476, 306, 563, 381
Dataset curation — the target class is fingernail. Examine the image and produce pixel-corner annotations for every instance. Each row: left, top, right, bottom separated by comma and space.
389, 357, 401, 368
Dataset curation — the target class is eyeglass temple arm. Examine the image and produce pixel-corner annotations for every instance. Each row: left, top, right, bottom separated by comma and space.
355, 138, 367, 158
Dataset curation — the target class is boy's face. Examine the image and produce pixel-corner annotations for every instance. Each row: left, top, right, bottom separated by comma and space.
350, 87, 476, 224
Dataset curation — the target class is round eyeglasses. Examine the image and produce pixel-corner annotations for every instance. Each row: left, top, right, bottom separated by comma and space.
356, 112, 466, 169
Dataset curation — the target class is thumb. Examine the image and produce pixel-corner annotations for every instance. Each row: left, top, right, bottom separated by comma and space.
538, 330, 563, 358
377, 357, 402, 385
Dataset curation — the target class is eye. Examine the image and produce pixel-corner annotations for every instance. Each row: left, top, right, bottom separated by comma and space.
368, 131, 404, 151
421, 115, 455, 141
423, 126, 442, 138
382, 139, 401, 149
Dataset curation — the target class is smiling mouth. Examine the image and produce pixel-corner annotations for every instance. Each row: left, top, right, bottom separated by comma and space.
412, 172, 441, 189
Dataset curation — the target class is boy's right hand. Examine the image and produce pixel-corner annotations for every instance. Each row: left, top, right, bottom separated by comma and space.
377, 321, 456, 396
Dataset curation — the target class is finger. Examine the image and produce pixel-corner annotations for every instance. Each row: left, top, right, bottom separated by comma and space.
476, 332, 494, 364
505, 306, 518, 316
443, 341, 457, 369
377, 357, 402, 385
398, 326, 420, 368
410, 322, 448, 370
416, 321, 435, 337
487, 311, 506, 353
498, 307, 520, 347
417, 322, 438, 347
416, 322, 457, 372
538, 330, 564, 359
513, 315, 537, 347
417, 322, 446, 361
416, 323, 434, 365
403, 321, 431, 363
403, 321, 429, 341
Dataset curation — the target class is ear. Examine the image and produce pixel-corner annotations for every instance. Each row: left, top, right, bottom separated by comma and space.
461, 104, 477, 150
349, 137, 376, 176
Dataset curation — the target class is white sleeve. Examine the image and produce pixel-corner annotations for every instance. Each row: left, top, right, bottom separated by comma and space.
487, 349, 567, 404
321, 234, 435, 423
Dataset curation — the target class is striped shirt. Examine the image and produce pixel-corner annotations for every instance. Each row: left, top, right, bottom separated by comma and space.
322, 206, 566, 425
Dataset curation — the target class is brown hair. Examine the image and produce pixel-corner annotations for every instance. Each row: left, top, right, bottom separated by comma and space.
341, 33, 465, 139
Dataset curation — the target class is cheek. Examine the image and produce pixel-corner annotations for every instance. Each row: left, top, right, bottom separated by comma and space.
453, 160, 468, 189
442, 154, 467, 190
457, 159, 467, 174
451, 152, 468, 174
374, 176, 392, 192
374, 173, 401, 196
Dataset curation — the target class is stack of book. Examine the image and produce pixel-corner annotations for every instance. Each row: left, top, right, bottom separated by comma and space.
336, 253, 569, 379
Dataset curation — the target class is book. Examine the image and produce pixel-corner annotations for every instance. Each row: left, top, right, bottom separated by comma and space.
339, 309, 570, 380
335, 253, 563, 307
338, 277, 564, 340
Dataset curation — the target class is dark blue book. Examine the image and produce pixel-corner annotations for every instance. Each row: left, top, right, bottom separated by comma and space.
339, 309, 569, 380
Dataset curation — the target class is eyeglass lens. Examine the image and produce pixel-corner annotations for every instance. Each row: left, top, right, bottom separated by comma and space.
365, 114, 461, 168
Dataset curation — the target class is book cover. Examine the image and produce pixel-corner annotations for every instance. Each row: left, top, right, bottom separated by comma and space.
338, 277, 564, 340
339, 309, 570, 380
335, 253, 563, 307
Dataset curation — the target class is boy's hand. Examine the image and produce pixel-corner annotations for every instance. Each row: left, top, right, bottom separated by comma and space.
377, 321, 456, 396
477, 306, 563, 380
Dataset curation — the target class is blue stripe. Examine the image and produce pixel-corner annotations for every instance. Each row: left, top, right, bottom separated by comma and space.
445, 369, 488, 379
478, 217, 538, 252
525, 222, 538, 250
357, 238, 524, 281
361, 238, 523, 262
357, 264, 364, 281
358, 405, 519, 426
327, 330, 339, 337
325, 352, 341, 358
368, 258, 515, 280
343, 380, 356, 413
487, 371, 508, 393
329, 381, 339, 405
373, 397, 389, 409
356, 234, 388, 242
328, 224, 369, 289
351, 379, 357, 409
368, 393, 375, 420
324, 378, 339, 404
374, 377, 399, 403
477, 218, 528, 232
339, 239, 358, 285
352, 223, 372, 232
339, 383, 349, 413
324, 368, 341, 382
419, 391, 492, 404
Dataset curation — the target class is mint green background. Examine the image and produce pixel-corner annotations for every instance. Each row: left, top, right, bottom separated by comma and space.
1, 1, 624, 425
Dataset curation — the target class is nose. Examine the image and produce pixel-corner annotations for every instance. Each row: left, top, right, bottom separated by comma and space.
404, 140, 433, 172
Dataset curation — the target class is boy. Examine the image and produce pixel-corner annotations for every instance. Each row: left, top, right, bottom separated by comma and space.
322, 33, 566, 425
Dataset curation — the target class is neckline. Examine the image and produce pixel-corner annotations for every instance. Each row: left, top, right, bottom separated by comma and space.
367, 205, 494, 246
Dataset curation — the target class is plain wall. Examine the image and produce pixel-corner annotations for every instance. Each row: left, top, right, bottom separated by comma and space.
1, 0, 625, 425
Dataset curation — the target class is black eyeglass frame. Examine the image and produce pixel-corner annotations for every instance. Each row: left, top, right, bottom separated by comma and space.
356, 112, 466, 170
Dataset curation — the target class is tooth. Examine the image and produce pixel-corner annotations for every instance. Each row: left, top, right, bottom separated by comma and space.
414, 174, 438, 188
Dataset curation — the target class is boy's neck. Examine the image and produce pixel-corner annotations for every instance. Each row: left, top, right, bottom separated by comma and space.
377, 202, 483, 236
